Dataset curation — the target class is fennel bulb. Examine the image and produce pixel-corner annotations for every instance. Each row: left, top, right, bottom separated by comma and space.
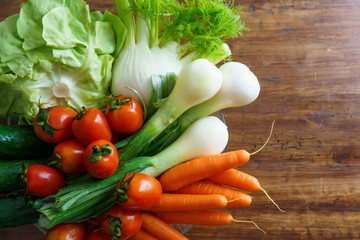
111, 0, 247, 104
112, 40, 185, 104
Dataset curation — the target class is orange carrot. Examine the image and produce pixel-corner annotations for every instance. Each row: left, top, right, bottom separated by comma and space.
132, 229, 159, 240
146, 193, 227, 212
140, 212, 188, 240
206, 168, 285, 212
159, 121, 276, 192
176, 180, 252, 208
154, 210, 266, 234
206, 168, 260, 191
159, 149, 250, 191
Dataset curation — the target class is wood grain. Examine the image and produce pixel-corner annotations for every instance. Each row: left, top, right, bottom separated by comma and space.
1, 0, 360, 239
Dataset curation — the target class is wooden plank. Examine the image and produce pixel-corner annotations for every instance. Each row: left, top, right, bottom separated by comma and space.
223, 0, 360, 170
1, 225, 44, 240
185, 168, 360, 239
185, 211, 360, 240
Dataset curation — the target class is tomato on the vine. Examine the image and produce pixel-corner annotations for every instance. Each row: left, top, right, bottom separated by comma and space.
25, 164, 64, 197
51, 139, 86, 174
100, 205, 142, 240
105, 96, 143, 135
71, 107, 112, 145
34, 105, 76, 143
86, 227, 111, 240
117, 173, 162, 211
83, 139, 119, 179
45, 222, 88, 240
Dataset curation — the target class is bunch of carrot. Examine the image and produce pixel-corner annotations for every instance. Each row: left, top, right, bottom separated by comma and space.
129, 123, 285, 239
90, 153, 283, 239
130, 155, 283, 239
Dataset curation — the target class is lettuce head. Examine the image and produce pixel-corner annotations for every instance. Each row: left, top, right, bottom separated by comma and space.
0, 0, 124, 123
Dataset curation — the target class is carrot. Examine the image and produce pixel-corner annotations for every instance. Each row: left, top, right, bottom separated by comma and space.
159, 149, 250, 191
140, 212, 188, 240
206, 168, 259, 191
132, 229, 159, 240
154, 210, 266, 234
146, 193, 228, 212
176, 180, 252, 208
206, 168, 285, 212
159, 121, 275, 192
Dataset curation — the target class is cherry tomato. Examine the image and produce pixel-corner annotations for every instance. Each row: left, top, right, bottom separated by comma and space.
45, 222, 88, 240
51, 139, 86, 174
71, 107, 112, 145
34, 106, 76, 143
25, 164, 64, 197
118, 173, 162, 210
105, 96, 143, 135
83, 139, 119, 179
100, 205, 142, 240
86, 227, 111, 240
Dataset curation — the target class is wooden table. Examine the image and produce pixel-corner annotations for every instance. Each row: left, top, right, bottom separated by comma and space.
1, 0, 360, 239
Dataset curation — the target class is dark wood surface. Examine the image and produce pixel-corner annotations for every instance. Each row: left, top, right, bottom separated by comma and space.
1, 0, 360, 239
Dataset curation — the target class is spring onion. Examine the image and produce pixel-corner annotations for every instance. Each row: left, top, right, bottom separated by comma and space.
141, 61, 260, 154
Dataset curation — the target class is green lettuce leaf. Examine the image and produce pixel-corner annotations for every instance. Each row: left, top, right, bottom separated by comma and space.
42, 7, 89, 48
103, 10, 127, 58
0, 14, 33, 78
0, 0, 122, 122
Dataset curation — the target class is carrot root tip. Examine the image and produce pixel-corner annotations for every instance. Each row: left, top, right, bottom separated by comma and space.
231, 219, 266, 235
250, 120, 275, 156
260, 187, 286, 213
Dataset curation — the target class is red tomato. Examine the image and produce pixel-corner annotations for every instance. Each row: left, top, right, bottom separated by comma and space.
83, 139, 119, 179
118, 173, 162, 210
100, 205, 142, 240
34, 106, 77, 143
105, 96, 143, 135
26, 164, 64, 197
71, 107, 112, 145
45, 222, 88, 240
86, 227, 111, 240
51, 139, 86, 174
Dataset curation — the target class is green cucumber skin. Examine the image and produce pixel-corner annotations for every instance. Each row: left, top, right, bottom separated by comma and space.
0, 194, 39, 228
0, 158, 49, 193
0, 124, 54, 160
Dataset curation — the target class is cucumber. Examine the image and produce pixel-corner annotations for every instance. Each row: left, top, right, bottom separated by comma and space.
0, 158, 49, 193
0, 124, 54, 160
0, 194, 39, 228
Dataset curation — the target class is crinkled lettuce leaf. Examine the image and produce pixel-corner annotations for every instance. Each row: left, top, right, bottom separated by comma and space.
0, 0, 125, 122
